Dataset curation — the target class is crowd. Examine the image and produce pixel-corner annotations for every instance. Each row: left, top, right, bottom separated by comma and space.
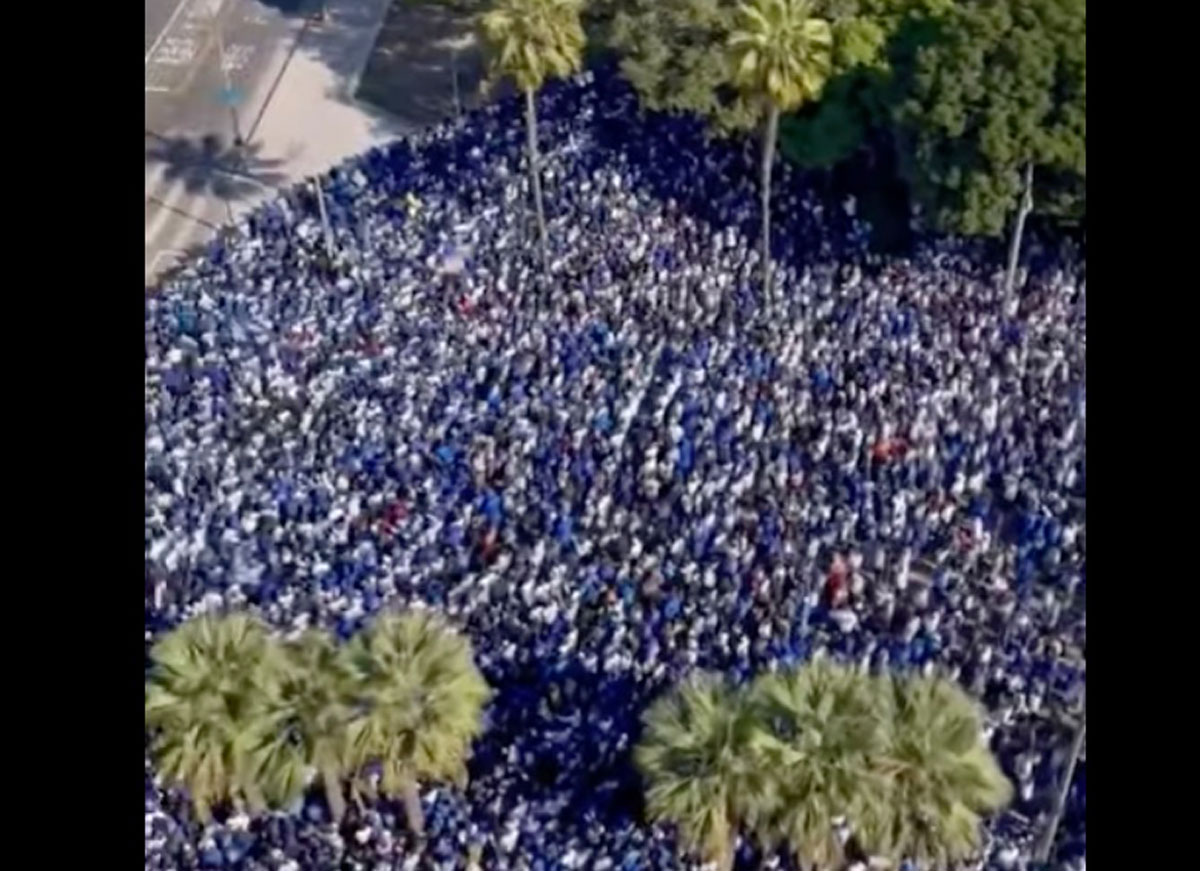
145, 67, 1086, 871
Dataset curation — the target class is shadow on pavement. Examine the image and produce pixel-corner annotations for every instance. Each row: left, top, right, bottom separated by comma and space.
255, 0, 314, 15
146, 131, 291, 204
348, 0, 488, 134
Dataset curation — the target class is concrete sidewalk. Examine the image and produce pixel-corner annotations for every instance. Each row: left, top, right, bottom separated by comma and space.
247, 0, 412, 181
146, 0, 404, 286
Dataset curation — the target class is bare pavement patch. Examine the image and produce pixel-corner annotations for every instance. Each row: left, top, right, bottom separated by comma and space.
355, 0, 488, 127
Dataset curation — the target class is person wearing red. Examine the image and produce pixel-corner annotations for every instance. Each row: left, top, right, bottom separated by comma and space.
825, 553, 849, 608
871, 436, 909, 463
379, 498, 408, 538
479, 527, 500, 565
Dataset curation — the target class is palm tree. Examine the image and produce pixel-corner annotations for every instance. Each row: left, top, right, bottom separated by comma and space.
145, 613, 286, 822
249, 629, 357, 821
747, 660, 891, 871
727, 0, 833, 303
634, 672, 772, 871
480, 0, 586, 272
343, 611, 491, 837
871, 674, 1013, 869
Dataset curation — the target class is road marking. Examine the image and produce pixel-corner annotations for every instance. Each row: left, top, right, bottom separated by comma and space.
188, 0, 225, 20
221, 43, 255, 73
145, 85, 173, 93
146, 0, 192, 65
148, 249, 185, 279
150, 36, 200, 67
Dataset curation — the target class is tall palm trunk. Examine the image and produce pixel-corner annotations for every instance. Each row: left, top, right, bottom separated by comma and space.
525, 87, 549, 273
716, 838, 736, 871
760, 103, 781, 308
1003, 162, 1034, 297
401, 775, 425, 837
242, 782, 268, 816
1035, 694, 1085, 863
320, 763, 346, 822
194, 795, 214, 824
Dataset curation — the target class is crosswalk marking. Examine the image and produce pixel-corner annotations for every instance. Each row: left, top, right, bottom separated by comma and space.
221, 43, 255, 73
151, 36, 200, 67
146, 0, 192, 64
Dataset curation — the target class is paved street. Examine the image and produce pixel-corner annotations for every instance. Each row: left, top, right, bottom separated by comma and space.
144, 0, 310, 284
144, 0, 420, 287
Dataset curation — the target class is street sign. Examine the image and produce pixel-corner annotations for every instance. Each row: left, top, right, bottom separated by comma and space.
216, 85, 244, 107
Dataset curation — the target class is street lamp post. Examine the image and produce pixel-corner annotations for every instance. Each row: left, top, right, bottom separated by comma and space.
313, 176, 335, 260
213, 21, 244, 151
444, 33, 477, 120
1034, 687, 1086, 864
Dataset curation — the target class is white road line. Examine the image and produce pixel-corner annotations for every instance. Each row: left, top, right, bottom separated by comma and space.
147, 249, 184, 280
159, 195, 219, 259
145, 85, 173, 93
146, 0, 193, 65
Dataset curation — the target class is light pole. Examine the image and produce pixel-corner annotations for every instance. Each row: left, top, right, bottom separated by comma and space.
444, 33, 477, 119
1003, 161, 1034, 298
213, 20, 244, 151
313, 176, 335, 261
1034, 686, 1085, 864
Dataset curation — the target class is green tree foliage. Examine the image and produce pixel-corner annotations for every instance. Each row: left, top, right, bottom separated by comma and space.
634, 673, 772, 871
344, 611, 492, 836
889, 0, 1086, 236
481, 0, 586, 93
727, 0, 834, 297
481, 0, 587, 269
869, 675, 1014, 868
728, 0, 834, 113
777, 73, 872, 168
610, 0, 899, 136
637, 663, 1012, 871
146, 611, 492, 829
145, 613, 286, 821
747, 660, 891, 870
250, 629, 358, 821
776, 0, 950, 167
611, 0, 756, 133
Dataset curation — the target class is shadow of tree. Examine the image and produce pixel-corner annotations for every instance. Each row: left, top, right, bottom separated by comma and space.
255, 0, 314, 15
349, 0, 491, 133
146, 132, 291, 204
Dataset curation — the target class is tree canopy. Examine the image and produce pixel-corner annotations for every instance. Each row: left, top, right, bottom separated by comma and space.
606, 0, 1083, 238
145, 613, 286, 820
867, 674, 1014, 866
480, 0, 587, 93
888, 0, 1086, 235
145, 611, 491, 828
728, 0, 834, 115
344, 610, 492, 832
610, 0, 894, 135
748, 660, 891, 869
636, 662, 1013, 871
776, 0, 952, 168
251, 629, 358, 820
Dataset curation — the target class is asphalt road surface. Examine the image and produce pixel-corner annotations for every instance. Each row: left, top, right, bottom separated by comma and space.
145, 0, 304, 285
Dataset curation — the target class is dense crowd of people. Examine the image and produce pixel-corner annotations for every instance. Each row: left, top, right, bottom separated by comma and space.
145, 67, 1086, 871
